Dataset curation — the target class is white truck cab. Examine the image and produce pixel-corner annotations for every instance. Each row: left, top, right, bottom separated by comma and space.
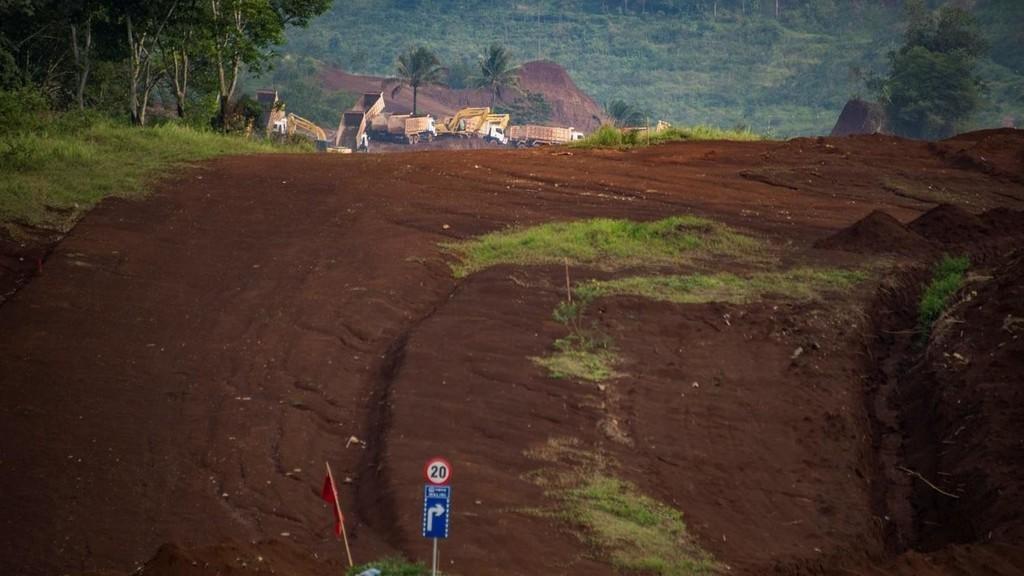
485, 125, 508, 145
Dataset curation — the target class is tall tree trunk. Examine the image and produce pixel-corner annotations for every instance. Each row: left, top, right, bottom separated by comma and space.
212, 0, 243, 129
127, 15, 143, 125
126, 3, 178, 126
413, 85, 418, 116
70, 17, 93, 110
171, 49, 188, 118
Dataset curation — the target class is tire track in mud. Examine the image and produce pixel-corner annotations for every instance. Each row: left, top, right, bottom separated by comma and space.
353, 281, 460, 550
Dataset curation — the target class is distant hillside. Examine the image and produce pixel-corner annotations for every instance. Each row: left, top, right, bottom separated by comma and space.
281, 0, 1024, 137
320, 60, 606, 131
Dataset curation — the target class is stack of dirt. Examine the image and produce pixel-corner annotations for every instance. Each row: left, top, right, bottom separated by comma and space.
830, 99, 889, 137
515, 60, 606, 131
930, 128, 1024, 183
907, 204, 1024, 264
981, 206, 1024, 236
814, 210, 933, 256
907, 204, 990, 244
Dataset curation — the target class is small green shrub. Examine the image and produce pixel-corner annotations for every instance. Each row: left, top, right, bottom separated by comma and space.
347, 557, 428, 576
918, 255, 970, 336
532, 332, 618, 382
565, 475, 719, 575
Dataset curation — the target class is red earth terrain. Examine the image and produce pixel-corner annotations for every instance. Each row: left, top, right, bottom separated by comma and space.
1, 130, 1023, 576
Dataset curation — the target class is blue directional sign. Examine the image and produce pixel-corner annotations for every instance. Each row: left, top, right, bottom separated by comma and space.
421, 485, 451, 539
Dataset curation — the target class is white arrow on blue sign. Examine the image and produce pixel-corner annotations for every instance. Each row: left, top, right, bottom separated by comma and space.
421, 485, 451, 539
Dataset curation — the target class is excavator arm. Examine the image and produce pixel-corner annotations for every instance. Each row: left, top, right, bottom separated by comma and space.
286, 113, 327, 141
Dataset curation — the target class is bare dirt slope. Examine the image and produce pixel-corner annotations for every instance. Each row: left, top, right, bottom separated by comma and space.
1, 131, 1023, 576
321, 60, 606, 131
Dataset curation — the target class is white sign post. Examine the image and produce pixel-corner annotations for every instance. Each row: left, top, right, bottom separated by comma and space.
422, 457, 452, 576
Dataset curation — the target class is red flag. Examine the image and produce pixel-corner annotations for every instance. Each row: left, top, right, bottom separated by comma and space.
322, 468, 344, 536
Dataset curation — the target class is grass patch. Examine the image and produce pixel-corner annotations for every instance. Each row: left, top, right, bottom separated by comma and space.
571, 124, 762, 150
567, 476, 719, 575
1, 117, 305, 231
532, 333, 618, 382
577, 268, 867, 305
918, 255, 970, 337
524, 439, 719, 575
347, 556, 428, 576
444, 215, 761, 277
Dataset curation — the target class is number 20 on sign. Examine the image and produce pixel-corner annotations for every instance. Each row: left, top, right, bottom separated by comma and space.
424, 457, 451, 486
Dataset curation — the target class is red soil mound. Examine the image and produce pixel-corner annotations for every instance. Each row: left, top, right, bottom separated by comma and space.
907, 203, 990, 244
814, 209, 933, 255
932, 128, 1024, 183
831, 98, 889, 137
981, 206, 1024, 236
320, 60, 605, 131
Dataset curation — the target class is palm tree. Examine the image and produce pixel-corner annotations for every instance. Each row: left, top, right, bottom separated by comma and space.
473, 43, 520, 106
394, 46, 444, 115
604, 100, 644, 128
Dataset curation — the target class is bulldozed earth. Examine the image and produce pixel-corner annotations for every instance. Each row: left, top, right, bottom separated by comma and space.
1, 130, 1023, 576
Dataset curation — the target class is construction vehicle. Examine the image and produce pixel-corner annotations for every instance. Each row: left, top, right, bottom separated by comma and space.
436, 107, 491, 138
624, 120, 672, 136
284, 113, 327, 142
332, 92, 385, 152
480, 113, 510, 144
382, 114, 437, 144
508, 125, 584, 147
256, 89, 286, 135
435, 108, 509, 143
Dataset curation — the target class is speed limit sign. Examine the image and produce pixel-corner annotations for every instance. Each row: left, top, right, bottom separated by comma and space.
424, 457, 452, 486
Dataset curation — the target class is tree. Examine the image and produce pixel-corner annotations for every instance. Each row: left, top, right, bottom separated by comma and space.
876, 1, 988, 139
473, 43, 520, 106
208, 0, 330, 127
158, 0, 206, 118
117, 0, 180, 125
65, 1, 107, 110
604, 99, 644, 128
394, 46, 443, 115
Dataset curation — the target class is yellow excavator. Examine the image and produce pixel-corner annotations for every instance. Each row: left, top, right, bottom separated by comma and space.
285, 113, 327, 141
436, 108, 509, 143
436, 107, 490, 137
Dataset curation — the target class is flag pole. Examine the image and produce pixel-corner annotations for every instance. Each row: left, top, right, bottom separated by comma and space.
325, 461, 354, 568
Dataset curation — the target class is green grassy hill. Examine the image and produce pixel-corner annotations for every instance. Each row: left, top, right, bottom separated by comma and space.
281, 0, 1024, 137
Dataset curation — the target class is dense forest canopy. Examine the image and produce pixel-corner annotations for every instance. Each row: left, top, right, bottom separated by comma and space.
282, 0, 1024, 136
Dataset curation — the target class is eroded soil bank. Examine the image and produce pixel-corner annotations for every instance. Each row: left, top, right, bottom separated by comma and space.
1, 130, 1023, 576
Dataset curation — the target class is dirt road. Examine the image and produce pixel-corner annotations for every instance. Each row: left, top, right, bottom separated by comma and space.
1, 131, 1022, 575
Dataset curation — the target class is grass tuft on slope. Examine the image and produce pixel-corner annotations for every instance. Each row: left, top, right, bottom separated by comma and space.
567, 475, 720, 575
444, 215, 761, 277
918, 255, 970, 337
1, 117, 304, 232
576, 268, 867, 305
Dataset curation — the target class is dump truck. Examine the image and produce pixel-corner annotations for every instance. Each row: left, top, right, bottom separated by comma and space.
508, 125, 584, 146
480, 113, 510, 144
385, 114, 437, 144
332, 92, 385, 152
